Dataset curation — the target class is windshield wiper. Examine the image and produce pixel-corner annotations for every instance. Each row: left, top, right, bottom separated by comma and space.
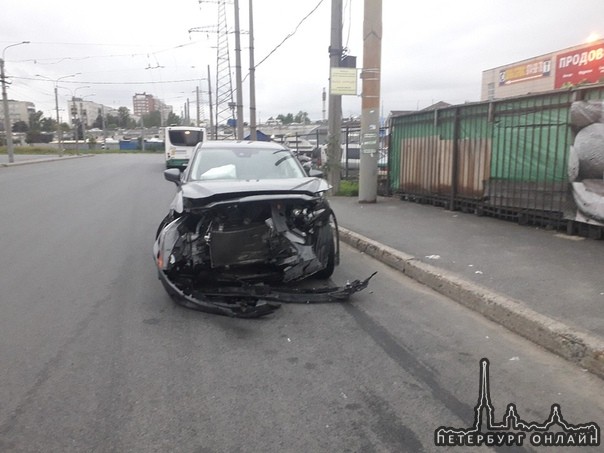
275, 154, 299, 167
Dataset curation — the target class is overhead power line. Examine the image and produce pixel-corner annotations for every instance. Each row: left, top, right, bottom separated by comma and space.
15, 76, 202, 85
255, 0, 326, 69
11, 41, 204, 64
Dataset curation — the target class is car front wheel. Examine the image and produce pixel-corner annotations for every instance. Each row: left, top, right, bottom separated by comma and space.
313, 222, 335, 279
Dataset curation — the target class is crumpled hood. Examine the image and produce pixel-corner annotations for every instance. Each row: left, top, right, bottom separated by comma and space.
181, 177, 330, 202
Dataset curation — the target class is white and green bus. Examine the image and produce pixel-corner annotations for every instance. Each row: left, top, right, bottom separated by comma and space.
164, 126, 205, 169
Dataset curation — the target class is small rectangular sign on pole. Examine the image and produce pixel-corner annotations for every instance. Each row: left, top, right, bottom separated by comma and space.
330, 67, 358, 95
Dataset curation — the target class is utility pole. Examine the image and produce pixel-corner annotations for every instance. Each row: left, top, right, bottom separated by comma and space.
71, 96, 79, 154
248, 0, 257, 140
66, 85, 90, 154
358, 0, 382, 203
207, 65, 214, 139
54, 86, 62, 156
0, 58, 11, 161
1, 41, 30, 163
233, 0, 244, 139
327, 0, 343, 193
80, 100, 87, 150
101, 105, 106, 149
51, 73, 79, 156
196, 86, 201, 127
191, 2, 235, 138
141, 113, 145, 152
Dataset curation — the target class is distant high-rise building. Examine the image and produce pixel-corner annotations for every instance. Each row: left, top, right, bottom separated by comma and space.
132, 92, 172, 124
133, 92, 156, 116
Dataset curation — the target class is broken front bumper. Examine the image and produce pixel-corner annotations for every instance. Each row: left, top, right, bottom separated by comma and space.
156, 268, 376, 318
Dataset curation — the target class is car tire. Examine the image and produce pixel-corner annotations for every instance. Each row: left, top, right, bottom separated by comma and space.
314, 222, 335, 279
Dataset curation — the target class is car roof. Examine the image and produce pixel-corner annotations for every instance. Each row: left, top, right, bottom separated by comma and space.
199, 140, 288, 150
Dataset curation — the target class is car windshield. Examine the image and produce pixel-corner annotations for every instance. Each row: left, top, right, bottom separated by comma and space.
188, 146, 307, 181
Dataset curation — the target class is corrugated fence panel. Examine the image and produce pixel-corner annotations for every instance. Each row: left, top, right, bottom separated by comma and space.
391, 105, 491, 202
436, 110, 455, 197
457, 104, 492, 199
392, 111, 442, 197
457, 138, 492, 199
388, 84, 604, 229
400, 135, 441, 194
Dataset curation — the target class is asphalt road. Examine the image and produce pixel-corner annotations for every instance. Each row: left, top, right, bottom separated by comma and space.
0, 155, 602, 452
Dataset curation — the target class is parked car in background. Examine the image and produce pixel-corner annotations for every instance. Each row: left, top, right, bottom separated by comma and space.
318, 143, 361, 174
282, 134, 316, 158
318, 144, 388, 177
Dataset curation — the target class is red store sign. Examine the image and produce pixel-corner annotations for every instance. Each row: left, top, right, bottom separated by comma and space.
555, 42, 604, 88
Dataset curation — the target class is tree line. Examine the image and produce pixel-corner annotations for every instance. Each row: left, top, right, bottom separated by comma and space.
6, 106, 315, 145
6, 107, 182, 144
273, 111, 312, 125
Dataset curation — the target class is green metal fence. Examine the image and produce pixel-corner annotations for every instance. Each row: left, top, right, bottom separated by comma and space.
389, 84, 604, 228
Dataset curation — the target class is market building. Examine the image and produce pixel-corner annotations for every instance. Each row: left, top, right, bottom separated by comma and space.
481, 38, 604, 100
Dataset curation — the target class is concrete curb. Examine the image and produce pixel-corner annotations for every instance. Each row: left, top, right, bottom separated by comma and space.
339, 227, 604, 379
1, 154, 94, 167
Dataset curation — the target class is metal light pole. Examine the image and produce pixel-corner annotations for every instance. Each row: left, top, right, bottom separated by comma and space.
1, 41, 30, 163
233, 0, 244, 139
55, 73, 80, 156
37, 72, 80, 157
79, 96, 94, 150
64, 86, 91, 155
196, 86, 201, 127
207, 65, 214, 139
248, 0, 257, 140
194, 78, 212, 129
72, 96, 79, 154
101, 105, 106, 149
140, 114, 145, 152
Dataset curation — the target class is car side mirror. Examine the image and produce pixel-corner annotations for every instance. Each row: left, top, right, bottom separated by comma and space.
164, 168, 182, 185
308, 168, 323, 178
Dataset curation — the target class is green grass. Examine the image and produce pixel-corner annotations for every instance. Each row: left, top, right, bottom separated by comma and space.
2, 146, 75, 155
337, 180, 359, 196
0, 146, 162, 155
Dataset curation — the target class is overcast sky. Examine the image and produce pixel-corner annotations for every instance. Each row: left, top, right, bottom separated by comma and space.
2, 0, 603, 123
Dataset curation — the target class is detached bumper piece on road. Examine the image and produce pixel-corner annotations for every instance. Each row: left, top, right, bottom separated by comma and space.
157, 270, 376, 318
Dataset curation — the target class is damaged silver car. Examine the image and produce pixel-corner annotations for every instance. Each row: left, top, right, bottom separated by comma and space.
153, 140, 373, 318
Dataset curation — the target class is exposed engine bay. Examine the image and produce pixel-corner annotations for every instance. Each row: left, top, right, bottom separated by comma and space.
154, 195, 374, 318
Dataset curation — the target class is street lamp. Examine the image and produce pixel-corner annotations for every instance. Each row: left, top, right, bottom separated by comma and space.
1, 41, 30, 163
36, 72, 81, 156
77, 93, 95, 152
58, 85, 91, 154
69, 86, 91, 155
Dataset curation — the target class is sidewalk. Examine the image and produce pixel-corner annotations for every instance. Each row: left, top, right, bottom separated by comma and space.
1, 154, 93, 167
329, 196, 604, 378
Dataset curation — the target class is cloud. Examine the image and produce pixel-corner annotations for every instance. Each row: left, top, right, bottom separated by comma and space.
2, 0, 603, 122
